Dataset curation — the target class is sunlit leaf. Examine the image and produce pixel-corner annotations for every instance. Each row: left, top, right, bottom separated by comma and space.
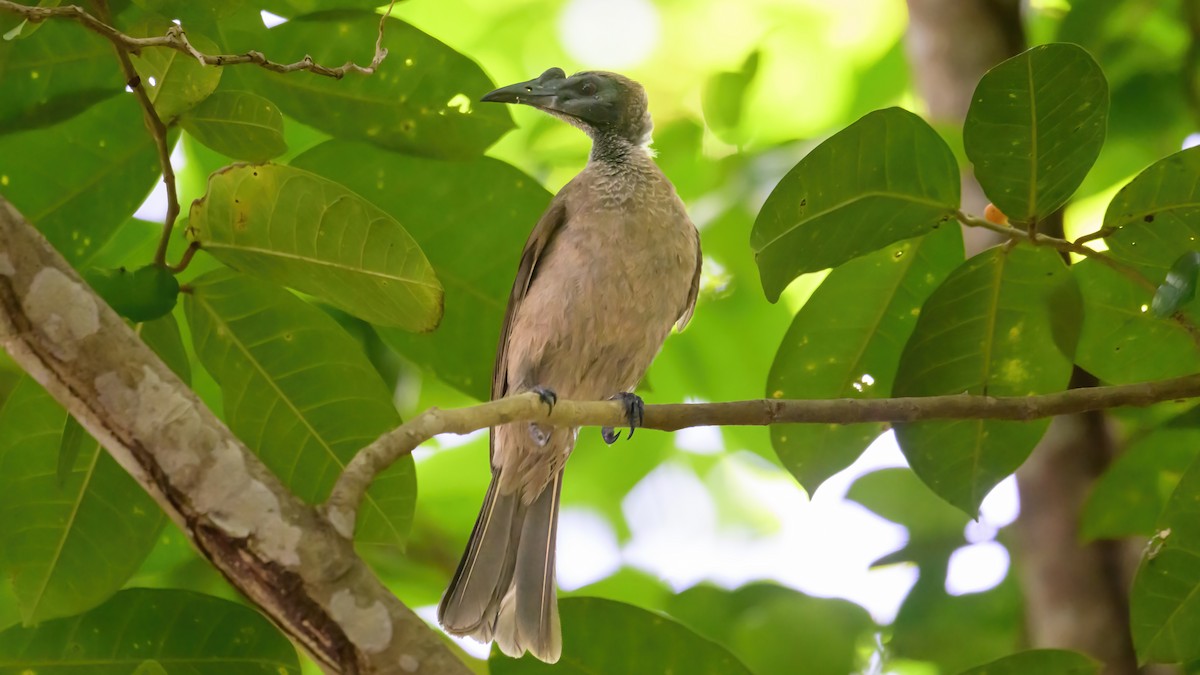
1073, 259, 1200, 384
1151, 251, 1200, 317
245, 10, 513, 158
768, 226, 963, 490
180, 90, 287, 161
958, 649, 1100, 675
964, 43, 1108, 222
0, 94, 168, 268
130, 22, 222, 122
187, 163, 443, 331
1104, 146, 1200, 278
0, 377, 164, 624
1082, 409, 1200, 541
1130, 447, 1200, 663
893, 245, 1082, 515
291, 139, 549, 399
751, 107, 960, 301
0, 19, 123, 133
0, 588, 300, 674
185, 269, 415, 551
490, 597, 753, 674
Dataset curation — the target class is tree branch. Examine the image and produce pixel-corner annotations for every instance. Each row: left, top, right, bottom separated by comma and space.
0, 198, 470, 674
324, 371, 1200, 538
0, 0, 397, 79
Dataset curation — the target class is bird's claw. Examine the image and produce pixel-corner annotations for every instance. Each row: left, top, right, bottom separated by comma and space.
531, 386, 557, 413
601, 392, 644, 445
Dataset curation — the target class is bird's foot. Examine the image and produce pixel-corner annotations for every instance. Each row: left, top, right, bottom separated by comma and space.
601, 392, 644, 445
531, 385, 557, 413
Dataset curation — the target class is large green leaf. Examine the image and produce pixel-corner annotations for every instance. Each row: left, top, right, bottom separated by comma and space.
893, 245, 1082, 515
768, 225, 963, 491
665, 584, 873, 675
187, 163, 443, 331
129, 22, 222, 122
291, 139, 549, 399
958, 649, 1100, 675
964, 43, 1108, 222
0, 588, 299, 674
184, 269, 415, 551
244, 10, 512, 158
0, 94, 167, 268
0, 19, 124, 133
179, 90, 288, 161
0, 377, 165, 624
1104, 146, 1200, 278
1073, 258, 1200, 384
1081, 410, 1200, 541
490, 597, 752, 674
1131, 446, 1200, 664
751, 107, 960, 301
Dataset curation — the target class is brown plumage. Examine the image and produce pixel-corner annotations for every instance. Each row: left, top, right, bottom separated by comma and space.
437, 69, 702, 663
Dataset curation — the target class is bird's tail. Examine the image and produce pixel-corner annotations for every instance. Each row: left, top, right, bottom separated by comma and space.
438, 470, 563, 663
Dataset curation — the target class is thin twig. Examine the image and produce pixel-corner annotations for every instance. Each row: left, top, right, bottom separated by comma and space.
0, 0, 398, 79
168, 241, 201, 273
323, 374, 1200, 537
1073, 226, 1114, 246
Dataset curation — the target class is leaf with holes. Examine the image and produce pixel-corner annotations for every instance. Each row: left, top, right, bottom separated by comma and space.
893, 245, 1082, 515
964, 43, 1108, 222
0, 588, 299, 674
768, 225, 963, 491
180, 90, 287, 161
184, 269, 415, 552
291, 140, 550, 400
187, 163, 443, 331
0, 377, 165, 624
751, 107, 960, 301
1104, 147, 1200, 278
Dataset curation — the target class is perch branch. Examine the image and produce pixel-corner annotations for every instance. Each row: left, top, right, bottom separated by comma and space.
0, 0, 398, 78
0, 197, 469, 674
324, 372, 1200, 537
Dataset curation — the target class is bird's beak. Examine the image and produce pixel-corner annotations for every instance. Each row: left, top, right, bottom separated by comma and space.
481, 68, 567, 108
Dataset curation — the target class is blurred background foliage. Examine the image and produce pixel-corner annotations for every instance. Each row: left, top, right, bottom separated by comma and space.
2, 0, 1200, 673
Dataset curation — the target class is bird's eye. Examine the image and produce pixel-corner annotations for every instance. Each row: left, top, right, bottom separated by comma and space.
580, 81, 597, 96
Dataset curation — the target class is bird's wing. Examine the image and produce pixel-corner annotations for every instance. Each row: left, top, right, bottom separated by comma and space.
492, 192, 570, 404
675, 227, 703, 330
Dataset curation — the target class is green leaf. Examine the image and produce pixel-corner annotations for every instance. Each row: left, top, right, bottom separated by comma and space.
55, 415, 85, 488
1082, 410, 1200, 541
702, 51, 759, 144
259, 0, 386, 15
964, 43, 1108, 222
184, 269, 415, 551
666, 584, 873, 675
751, 107, 960, 301
1131, 446, 1200, 663
84, 264, 180, 323
179, 90, 288, 161
957, 649, 1100, 675
846, 467, 969, 561
0, 377, 165, 624
0, 18, 124, 133
245, 10, 513, 158
893, 245, 1082, 514
1152, 251, 1200, 317
490, 597, 753, 674
0, 588, 300, 674
0, 94, 168, 268
1073, 258, 1200, 384
1104, 146, 1200, 278
130, 23, 222, 122
291, 139, 550, 399
187, 162, 443, 331
136, 313, 192, 384
132, 659, 169, 675
768, 226, 963, 490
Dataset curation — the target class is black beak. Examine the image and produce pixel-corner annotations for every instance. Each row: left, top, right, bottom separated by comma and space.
481, 67, 567, 106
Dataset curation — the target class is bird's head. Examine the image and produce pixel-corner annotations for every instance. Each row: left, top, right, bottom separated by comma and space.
482, 68, 652, 148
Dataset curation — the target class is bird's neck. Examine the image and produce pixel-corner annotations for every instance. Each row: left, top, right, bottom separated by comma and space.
587, 130, 651, 168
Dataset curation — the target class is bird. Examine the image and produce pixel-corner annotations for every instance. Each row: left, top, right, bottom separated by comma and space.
436, 68, 702, 663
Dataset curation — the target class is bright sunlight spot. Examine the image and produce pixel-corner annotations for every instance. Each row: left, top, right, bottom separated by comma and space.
558, 0, 660, 69
946, 542, 1011, 596
260, 10, 288, 28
